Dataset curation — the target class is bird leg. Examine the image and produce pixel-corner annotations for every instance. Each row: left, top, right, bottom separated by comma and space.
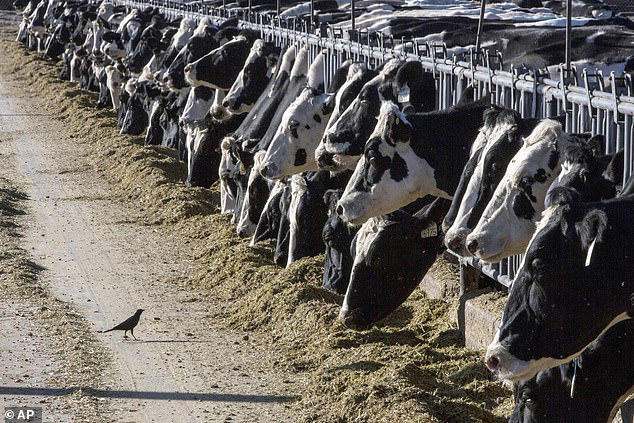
123, 330, 128, 339
131, 329, 137, 341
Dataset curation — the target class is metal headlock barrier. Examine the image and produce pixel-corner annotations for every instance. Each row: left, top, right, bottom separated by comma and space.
119, 0, 634, 289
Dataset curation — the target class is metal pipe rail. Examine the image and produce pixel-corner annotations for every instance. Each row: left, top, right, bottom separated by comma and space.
119, 0, 634, 288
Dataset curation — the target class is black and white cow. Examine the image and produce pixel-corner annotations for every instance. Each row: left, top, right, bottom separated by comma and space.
211, 39, 281, 120
338, 197, 450, 330
184, 30, 257, 91
315, 59, 436, 172
484, 193, 634, 382
287, 170, 351, 267
186, 113, 244, 188
465, 121, 588, 262
443, 108, 545, 256
236, 151, 273, 237
218, 45, 307, 214
163, 21, 237, 91
259, 52, 337, 179
509, 319, 634, 423
314, 61, 376, 170
336, 97, 489, 225
545, 139, 623, 209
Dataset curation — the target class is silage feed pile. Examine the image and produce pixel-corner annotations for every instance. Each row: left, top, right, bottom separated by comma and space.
0, 38, 512, 422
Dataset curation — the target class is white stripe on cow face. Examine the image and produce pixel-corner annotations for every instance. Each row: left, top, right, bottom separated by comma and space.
219, 137, 237, 215
444, 120, 515, 255
105, 65, 123, 111
260, 88, 333, 179
286, 173, 307, 267
466, 119, 572, 262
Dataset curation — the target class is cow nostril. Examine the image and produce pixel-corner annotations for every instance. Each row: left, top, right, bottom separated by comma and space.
336, 205, 344, 216
485, 355, 499, 372
466, 239, 479, 255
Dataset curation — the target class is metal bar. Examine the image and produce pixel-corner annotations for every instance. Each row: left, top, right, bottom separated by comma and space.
565, 0, 572, 70
475, 0, 486, 52
351, 0, 355, 32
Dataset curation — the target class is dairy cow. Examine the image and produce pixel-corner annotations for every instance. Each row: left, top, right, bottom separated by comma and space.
336, 97, 489, 225
316, 60, 436, 172
287, 170, 351, 267
259, 52, 336, 179
509, 319, 634, 423
465, 121, 590, 262
164, 22, 238, 91
485, 192, 634, 382
184, 31, 257, 91
444, 108, 545, 256
321, 188, 357, 294
212, 40, 281, 119
314, 62, 377, 170
339, 197, 450, 329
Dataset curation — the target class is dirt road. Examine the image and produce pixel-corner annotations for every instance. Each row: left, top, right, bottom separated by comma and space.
0, 63, 297, 422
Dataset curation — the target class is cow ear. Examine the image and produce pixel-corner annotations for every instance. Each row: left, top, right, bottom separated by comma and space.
577, 208, 607, 265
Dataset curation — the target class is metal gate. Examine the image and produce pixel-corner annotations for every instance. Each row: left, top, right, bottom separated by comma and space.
120, 0, 634, 288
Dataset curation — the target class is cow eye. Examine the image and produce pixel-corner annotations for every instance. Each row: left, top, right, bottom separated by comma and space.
288, 119, 300, 129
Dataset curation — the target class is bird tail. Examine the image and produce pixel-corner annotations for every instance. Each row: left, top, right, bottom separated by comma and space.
98, 328, 114, 333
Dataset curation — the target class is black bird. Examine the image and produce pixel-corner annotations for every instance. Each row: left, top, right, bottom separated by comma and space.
99, 309, 145, 340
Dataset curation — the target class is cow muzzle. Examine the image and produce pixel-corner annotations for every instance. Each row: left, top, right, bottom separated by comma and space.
484, 341, 540, 382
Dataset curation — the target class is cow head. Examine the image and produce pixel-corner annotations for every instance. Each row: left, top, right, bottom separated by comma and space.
184, 32, 255, 90
180, 85, 215, 125
101, 31, 125, 60
338, 198, 448, 330
213, 40, 280, 120
259, 88, 333, 179
236, 151, 271, 238
545, 135, 619, 208
465, 120, 572, 262
336, 102, 438, 225
444, 108, 539, 256
162, 19, 216, 90
317, 60, 402, 172
315, 62, 377, 171
484, 199, 633, 382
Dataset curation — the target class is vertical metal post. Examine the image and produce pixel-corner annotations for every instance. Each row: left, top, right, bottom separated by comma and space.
351, 0, 355, 32
310, 0, 314, 33
565, 0, 572, 70
276, 0, 280, 18
475, 0, 486, 52
248, 0, 252, 20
